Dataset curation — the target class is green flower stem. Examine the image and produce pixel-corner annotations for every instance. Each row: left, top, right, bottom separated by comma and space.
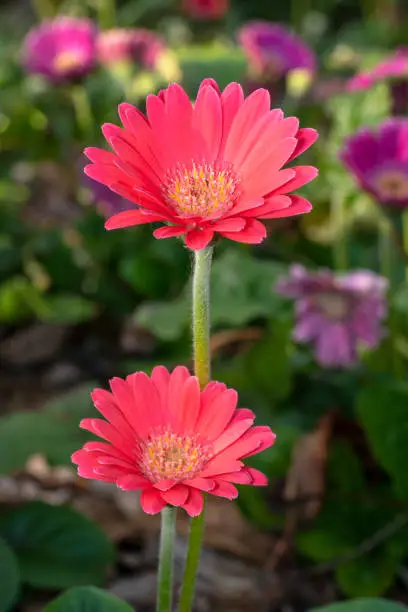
97, 0, 116, 29
31, 0, 55, 19
379, 216, 393, 282
178, 246, 213, 612
157, 506, 177, 612
191, 246, 213, 389
71, 85, 94, 139
331, 191, 348, 271
402, 210, 408, 283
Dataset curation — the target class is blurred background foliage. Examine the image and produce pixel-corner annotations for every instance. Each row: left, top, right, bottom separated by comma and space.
2, 0, 408, 610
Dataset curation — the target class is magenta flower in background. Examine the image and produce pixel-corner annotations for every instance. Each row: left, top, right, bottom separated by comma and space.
347, 48, 408, 114
238, 21, 317, 80
97, 28, 165, 70
276, 265, 388, 368
182, 0, 229, 20
22, 17, 97, 83
341, 118, 408, 208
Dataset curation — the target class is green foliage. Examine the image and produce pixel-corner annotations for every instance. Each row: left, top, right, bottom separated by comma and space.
135, 248, 287, 341
0, 537, 20, 612
356, 381, 408, 499
0, 384, 96, 474
45, 587, 133, 612
312, 600, 408, 612
0, 502, 114, 589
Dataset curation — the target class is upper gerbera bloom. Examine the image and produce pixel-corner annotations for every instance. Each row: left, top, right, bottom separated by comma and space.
238, 22, 317, 80
84, 79, 318, 250
182, 0, 229, 20
97, 28, 165, 70
22, 17, 97, 83
341, 118, 408, 207
276, 265, 388, 367
72, 366, 275, 516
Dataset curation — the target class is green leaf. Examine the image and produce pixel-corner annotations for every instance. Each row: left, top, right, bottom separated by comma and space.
356, 381, 408, 499
41, 294, 97, 323
45, 586, 133, 612
0, 502, 114, 589
177, 45, 247, 93
312, 599, 408, 612
336, 554, 399, 598
0, 276, 48, 322
135, 248, 287, 341
0, 537, 20, 612
0, 383, 96, 474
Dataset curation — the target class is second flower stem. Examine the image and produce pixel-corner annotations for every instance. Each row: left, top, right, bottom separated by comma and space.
178, 246, 213, 612
157, 506, 177, 612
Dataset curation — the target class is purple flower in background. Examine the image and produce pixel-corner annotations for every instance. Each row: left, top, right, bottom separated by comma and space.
341, 119, 408, 208
347, 48, 408, 114
97, 28, 165, 69
238, 21, 316, 80
276, 265, 388, 368
83, 172, 133, 218
22, 17, 97, 83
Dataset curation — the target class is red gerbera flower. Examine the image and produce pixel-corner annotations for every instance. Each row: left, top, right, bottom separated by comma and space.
72, 366, 275, 516
84, 79, 318, 250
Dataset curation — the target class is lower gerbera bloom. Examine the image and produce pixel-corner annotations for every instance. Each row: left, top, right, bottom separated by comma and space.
84, 79, 318, 250
276, 265, 388, 367
347, 48, 408, 114
341, 118, 408, 208
238, 22, 316, 81
72, 366, 275, 516
22, 17, 97, 83
97, 28, 165, 70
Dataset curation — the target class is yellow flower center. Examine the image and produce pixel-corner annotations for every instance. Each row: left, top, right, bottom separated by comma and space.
315, 292, 350, 320
53, 50, 83, 74
373, 169, 408, 200
138, 430, 212, 482
164, 162, 240, 218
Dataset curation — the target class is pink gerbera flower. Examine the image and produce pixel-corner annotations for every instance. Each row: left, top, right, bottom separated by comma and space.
72, 366, 275, 516
182, 0, 229, 20
97, 28, 165, 70
22, 17, 97, 83
347, 48, 408, 115
84, 79, 318, 251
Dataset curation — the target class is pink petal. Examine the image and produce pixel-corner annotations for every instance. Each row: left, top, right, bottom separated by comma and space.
211, 481, 238, 500
194, 84, 222, 161
224, 88, 271, 163
196, 388, 238, 440
153, 226, 186, 239
219, 219, 267, 244
212, 412, 255, 454
211, 218, 246, 232
116, 474, 150, 490
182, 488, 204, 517
185, 228, 214, 250
140, 489, 167, 515
241, 137, 297, 198
162, 484, 189, 506
247, 467, 268, 486
274, 165, 318, 195
216, 469, 253, 484
179, 375, 201, 432
219, 426, 276, 460
183, 477, 216, 491
218, 82, 245, 158
84, 147, 117, 164
288, 128, 318, 162
105, 210, 164, 230
259, 195, 312, 219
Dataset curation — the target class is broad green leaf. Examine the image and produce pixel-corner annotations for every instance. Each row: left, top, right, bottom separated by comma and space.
41, 294, 97, 323
45, 586, 133, 612
312, 599, 408, 612
0, 537, 20, 612
356, 382, 408, 499
336, 554, 399, 598
135, 248, 287, 341
0, 383, 96, 474
0, 502, 114, 589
